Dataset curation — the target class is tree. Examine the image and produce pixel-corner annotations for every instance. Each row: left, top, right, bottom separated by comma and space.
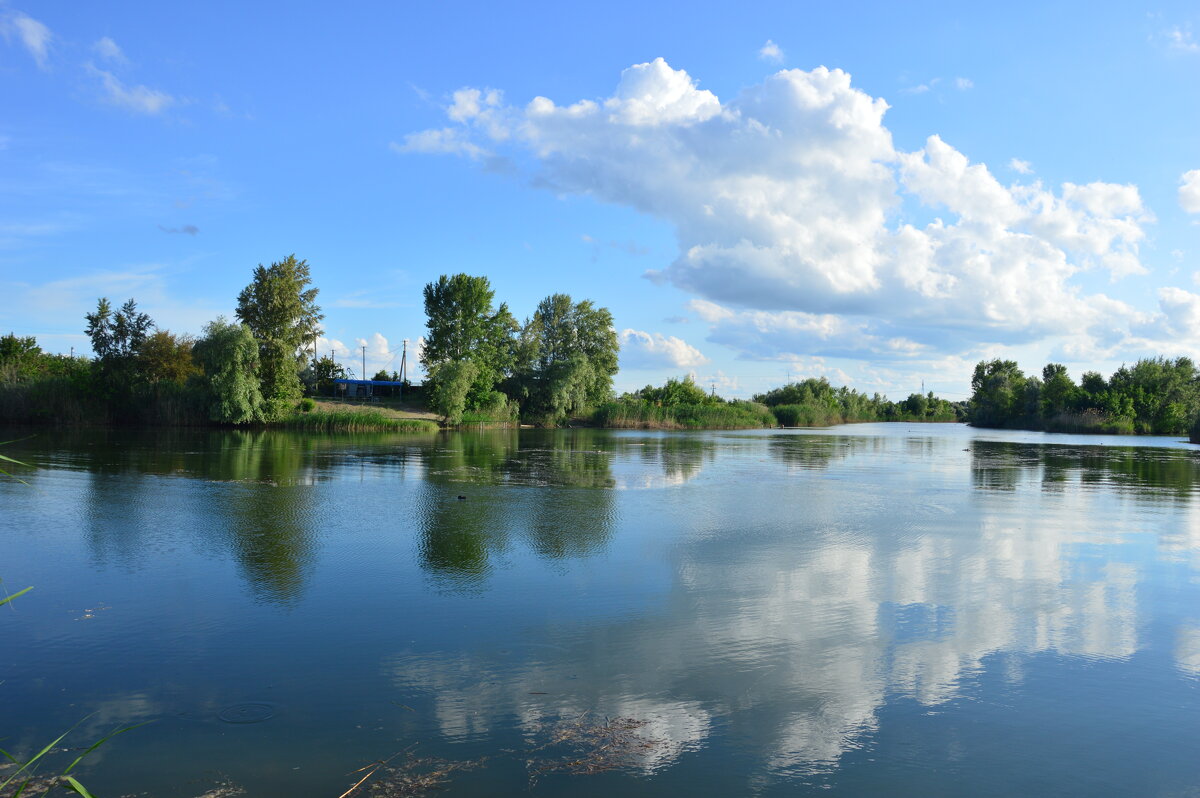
421, 274, 517, 408
427, 360, 478, 424
1040, 363, 1076, 418
192, 318, 264, 424
515, 294, 619, 421
0, 333, 42, 380
138, 330, 200, 385
85, 297, 154, 388
968, 359, 1027, 427
235, 255, 323, 410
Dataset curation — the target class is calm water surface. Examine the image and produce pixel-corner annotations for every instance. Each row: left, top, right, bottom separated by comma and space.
4, 424, 1200, 796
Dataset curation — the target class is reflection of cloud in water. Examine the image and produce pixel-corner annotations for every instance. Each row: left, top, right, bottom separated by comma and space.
385, 651, 710, 771
1175, 625, 1200, 676
385, 430, 1200, 782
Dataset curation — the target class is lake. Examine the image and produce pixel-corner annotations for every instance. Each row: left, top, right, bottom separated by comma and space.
4, 423, 1200, 796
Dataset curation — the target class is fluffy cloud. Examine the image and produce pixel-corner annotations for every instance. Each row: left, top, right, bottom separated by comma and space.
1180, 170, 1200, 214
2, 10, 51, 69
759, 40, 784, 62
620, 329, 709, 369
402, 59, 1173, 365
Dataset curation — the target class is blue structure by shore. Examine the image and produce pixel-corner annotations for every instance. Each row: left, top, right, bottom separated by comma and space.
333, 378, 405, 398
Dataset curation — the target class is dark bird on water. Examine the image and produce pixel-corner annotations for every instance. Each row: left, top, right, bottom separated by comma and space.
457, 495, 467, 501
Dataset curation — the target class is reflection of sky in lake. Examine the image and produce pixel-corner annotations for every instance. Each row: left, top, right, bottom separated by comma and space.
4, 424, 1200, 795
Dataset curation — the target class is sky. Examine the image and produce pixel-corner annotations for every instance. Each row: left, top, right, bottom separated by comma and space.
1, 1, 1198, 400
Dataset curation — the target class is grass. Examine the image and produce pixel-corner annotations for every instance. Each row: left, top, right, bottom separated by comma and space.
278, 409, 439, 433
593, 400, 776, 429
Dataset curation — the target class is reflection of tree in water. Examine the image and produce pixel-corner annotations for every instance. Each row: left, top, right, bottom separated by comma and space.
768, 435, 870, 472
970, 440, 1200, 499
219, 478, 316, 604
415, 430, 618, 590
73, 428, 323, 604
626, 435, 714, 486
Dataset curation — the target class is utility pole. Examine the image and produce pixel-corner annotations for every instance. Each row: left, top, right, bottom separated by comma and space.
400, 339, 408, 384
362, 345, 367, 384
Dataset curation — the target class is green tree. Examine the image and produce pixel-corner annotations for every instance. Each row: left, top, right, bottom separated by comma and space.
85, 297, 154, 387
1040, 363, 1076, 418
139, 330, 200, 384
193, 318, 264, 424
515, 294, 618, 421
427, 359, 478, 424
421, 274, 517, 407
968, 359, 1027, 427
0, 333, 41, 378
235, 255, 323, 414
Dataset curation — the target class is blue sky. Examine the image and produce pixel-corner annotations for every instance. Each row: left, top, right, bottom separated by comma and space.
2, 1, 1198, 400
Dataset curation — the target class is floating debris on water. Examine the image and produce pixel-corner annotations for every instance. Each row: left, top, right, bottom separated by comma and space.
217, 702, 277, 724
525, 713, 667, 784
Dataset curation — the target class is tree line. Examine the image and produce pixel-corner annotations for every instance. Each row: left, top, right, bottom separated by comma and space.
967, 357, 1200, 436
1, 255, 323, 425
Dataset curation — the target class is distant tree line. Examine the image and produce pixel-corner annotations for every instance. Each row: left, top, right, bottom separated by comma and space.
591, 375, 963, 430
1, 255, 324, 426
967, 357, 1200, 436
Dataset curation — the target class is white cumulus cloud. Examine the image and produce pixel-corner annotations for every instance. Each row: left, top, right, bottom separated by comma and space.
620, 329, 709, 369
402, 58, 1175, 365
1180, 169, 1200, 214
1009, 158, 1033, 174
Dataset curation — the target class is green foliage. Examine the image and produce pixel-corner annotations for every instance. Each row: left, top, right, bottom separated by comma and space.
138, 329, 200, 385
755, 378, 960, 425
421, 274, 517, 408
298, 397, 316, 413
968, 356, 1200, 435
633, 375, 714, 407
85, 297, 154, 390
235, 254, 324, 404
304, 354, 347, 396
512, 294, 619, 422
427, 359, 479, 424
193, 318, 265, 424
0, 333, 42, 374
595, 397, 775, 429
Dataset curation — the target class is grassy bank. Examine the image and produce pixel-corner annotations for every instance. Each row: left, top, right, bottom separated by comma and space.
277, 409, 439, 433
593, 399, 776, 430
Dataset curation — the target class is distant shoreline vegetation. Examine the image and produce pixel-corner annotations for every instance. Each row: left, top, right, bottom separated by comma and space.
966, 358, 1200, 439
9, 260, 1198, 438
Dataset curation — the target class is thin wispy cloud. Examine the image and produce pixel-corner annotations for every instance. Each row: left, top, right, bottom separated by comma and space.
954, 77, 974, 90
88, 64, 176, 114
1010, 158, 1033, 174
93, 36, 127, 63
1164, 25, 1199, 53
2, 10, 52, 70
158, 224, 199, 235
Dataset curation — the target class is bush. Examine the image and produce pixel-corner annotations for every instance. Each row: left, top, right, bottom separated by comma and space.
298, 397, 316, 413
